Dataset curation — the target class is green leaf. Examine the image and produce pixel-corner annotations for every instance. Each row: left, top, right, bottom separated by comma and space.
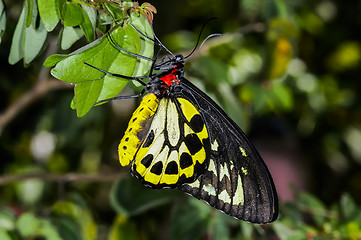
80, 5, 96, 42
50, 28, 124, 83
0, 1, 6, 43
108, 216, 137, 240
18, 213, 61, 239
170, 198, 209, 240
61, 27, 84, 50
74, 80, 103, 117
0, 230, 11, 240
273, 221, 307, 240
70, 97, 76, 110
103, 3, 125, 20
239, 221, 255, 240
43, 53, 68, 67
341, 193, 359, 221
24, 11, 47, 64
346, 221, 361, 240
13, 167, 46, 206
49, 15, 154, 116
16, 213, 39, 236
110, 176, 178, 217
283, 202, 304, 223
9, 4, 26, 64
9, 0, 48, 65
219, 82, 246, 128
129, 13, 154, 80
37, 0, 59, 31
52, 201, 97, 240
270, 81, 293, 110
299, 193, 326, 226
25, 0, 34, 28
208, 211, 238, 240
50, 26, 126, 116
0, 209, 15, 230
16, 212, 62, 240
96, 23, 141, 102
96, 10, 113, 34
52, 215, 82, 240
61, 2, 83, 27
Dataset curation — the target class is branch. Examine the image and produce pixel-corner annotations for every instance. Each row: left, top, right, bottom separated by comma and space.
0, 79, 72, 135
0, 172, 125, 186
0, 36, 72, 136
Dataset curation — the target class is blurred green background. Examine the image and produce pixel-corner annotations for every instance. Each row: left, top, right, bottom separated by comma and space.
1, 0, 361, 239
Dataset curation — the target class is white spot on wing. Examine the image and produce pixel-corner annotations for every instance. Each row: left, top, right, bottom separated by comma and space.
219, 189, 231, 203
203, 184, 217, 196
187, 179, 200, 188
166, 100, 180, 147
218, 163, 229, 181
232, 176, 244, 205
151, 145, 169, 170
150, 99, 167, 138
211, 139, 219, 151
208, 159, 217, 173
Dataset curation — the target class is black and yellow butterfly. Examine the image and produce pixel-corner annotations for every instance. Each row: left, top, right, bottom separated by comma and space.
87, 24, 278, 224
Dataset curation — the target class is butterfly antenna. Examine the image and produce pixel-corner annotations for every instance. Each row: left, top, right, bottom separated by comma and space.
129, 23, 161, 47
184, 33, 221, 60
108, 34, 154, 62
154, 34, 176, 58
129, 23, 175, 60
149, 44, 164, 75
184, 17, 219, 59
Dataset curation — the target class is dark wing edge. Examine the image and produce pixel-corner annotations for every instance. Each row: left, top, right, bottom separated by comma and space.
178, 78, 278, 224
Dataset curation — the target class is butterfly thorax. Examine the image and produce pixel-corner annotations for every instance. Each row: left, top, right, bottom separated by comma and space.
145, 55, 185, 98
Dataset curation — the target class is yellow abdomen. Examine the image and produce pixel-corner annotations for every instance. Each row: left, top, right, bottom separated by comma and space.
118, 94, 159, 166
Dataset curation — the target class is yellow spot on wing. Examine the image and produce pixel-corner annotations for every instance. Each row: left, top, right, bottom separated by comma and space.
160, 150, 179, 185
239, 147, 248, 157
143, 145, 170, 185
241, 167, 248, 175
135, 133, 165, 177
177, 98, 199, 122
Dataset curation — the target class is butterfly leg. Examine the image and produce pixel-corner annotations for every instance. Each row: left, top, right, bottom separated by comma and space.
95, 89, 146, 105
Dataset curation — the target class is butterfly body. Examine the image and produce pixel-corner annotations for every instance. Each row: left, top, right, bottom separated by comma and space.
117, 54, 278, 223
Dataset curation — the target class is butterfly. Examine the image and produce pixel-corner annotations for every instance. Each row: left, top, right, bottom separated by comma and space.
86, 22, 278, 224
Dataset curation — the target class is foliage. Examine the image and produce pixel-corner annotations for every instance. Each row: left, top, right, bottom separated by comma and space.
1, 0, 361, 239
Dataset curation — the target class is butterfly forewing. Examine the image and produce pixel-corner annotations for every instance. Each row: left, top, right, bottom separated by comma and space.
178, 78, 278, 223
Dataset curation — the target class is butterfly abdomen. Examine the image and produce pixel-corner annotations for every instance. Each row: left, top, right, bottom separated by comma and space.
118, 94, 159, 166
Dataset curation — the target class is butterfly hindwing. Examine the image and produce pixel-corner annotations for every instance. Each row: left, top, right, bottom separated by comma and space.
120, 94, 210, 188
178, 78, 278, 223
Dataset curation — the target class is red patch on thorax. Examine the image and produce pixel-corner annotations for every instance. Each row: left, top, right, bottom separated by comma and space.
160, 68, 180, 86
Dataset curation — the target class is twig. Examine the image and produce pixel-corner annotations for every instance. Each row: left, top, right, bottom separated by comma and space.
239, 22, 266, 34
0, 172, 125, 186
